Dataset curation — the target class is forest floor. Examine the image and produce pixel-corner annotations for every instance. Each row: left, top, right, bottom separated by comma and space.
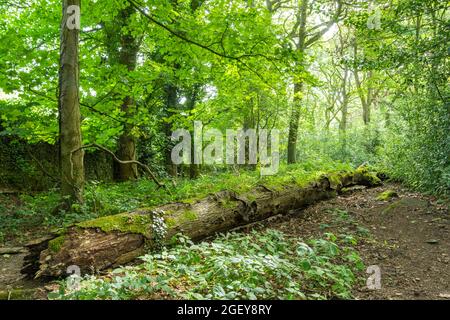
0, 182, 449, 300
254, 183, 450, 299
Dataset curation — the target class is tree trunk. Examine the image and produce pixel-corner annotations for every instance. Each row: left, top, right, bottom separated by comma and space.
187, 83, 201, 178
59, 0, 84, 204
163, 83, 179, 177
339, 69, 349, 132
22, 168, 381, 278
287, 0, 308, 164
111, 6, 140, 181
287, 82, 303, 164
115, 114, 138, 181
353, 39, 372, 125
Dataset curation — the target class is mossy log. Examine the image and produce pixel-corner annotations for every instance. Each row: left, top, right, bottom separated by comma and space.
0, 288, 39, 300
22, 168, 381, 278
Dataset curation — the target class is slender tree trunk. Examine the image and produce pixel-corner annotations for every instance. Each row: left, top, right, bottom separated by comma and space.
339, 70, 349, 132
115, 98, 138, 180
59, 0, 84, 204
113, 7, 140, 181
164, 83, 178, 177
339, 70, 349, 154
189, 137, 200, 179
243, 93, 257, 170
187, 84, 201, 179
287, 0, 308, 164
353, 39, 371, 125
287, 81, 303, 163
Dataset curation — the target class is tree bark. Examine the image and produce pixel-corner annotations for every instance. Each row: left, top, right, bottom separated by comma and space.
59, 0, 84, 204
22, 168, 381, 278
115, 98, 138, 181
109, 6, 140, 181
287, 82, 303, 164
286, 0, 343, 163
163, 83, 179, 177
353, 40, 373, 126
287, 0, 308, 164
188, 84, 202, 178
339, 69, 349, 132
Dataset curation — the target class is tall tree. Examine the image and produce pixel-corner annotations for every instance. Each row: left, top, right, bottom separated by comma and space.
59, 0, 84, 204
283, 0, 344, 163
352, 38, 374, 126
104, 5, 140, 181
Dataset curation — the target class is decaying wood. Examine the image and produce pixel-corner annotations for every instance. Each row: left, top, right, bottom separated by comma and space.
22, 168, 381, 278
0, 288, 39, 300
0, 247, 28, 255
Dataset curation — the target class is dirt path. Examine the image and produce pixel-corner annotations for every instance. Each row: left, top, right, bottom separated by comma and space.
262, 183, 449, 299
0, 183, 448, 299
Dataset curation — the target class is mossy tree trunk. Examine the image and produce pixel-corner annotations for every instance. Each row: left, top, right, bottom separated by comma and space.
287, 0, 308, 165
163, 83, 179, 177
59, 0, 84, 204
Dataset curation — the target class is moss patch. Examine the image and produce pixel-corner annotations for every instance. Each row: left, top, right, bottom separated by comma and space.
48, 235, 66, 253
218, 198, 239, 209
163, 210, 197, 229
354, 166, 382, 186
377, 190, 399, 201
327, 173, 342, 189
165, 217, 177, 228
77, 213, 152, 238
182, 210, 198, 221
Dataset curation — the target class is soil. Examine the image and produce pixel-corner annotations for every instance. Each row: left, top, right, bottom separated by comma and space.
259, 183, 450, 300
0, 183, 448, 300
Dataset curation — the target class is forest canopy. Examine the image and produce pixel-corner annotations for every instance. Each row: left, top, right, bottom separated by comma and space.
1, 0, 448, 197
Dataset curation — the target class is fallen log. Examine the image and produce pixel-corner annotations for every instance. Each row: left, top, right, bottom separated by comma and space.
0, 288, 40, 300
22, 167, 381, 278
0, 247, 28, 255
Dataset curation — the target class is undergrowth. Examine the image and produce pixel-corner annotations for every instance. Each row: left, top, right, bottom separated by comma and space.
50, 229, 364, 300
0, 160, 352, 243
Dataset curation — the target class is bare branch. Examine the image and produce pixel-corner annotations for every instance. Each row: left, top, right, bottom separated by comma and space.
71, 143, 168, 191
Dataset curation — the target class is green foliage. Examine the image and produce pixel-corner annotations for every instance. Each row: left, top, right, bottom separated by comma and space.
296, 126, 385, 168
0, 160, 353, 243
0, 0, 447, 196
0, 191, 62, 243
0, 0, 447, 302
50, 230, 364, 300
347, 0, 450, 195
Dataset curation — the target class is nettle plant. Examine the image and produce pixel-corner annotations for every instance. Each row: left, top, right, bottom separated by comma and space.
51, 230, 364, 300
